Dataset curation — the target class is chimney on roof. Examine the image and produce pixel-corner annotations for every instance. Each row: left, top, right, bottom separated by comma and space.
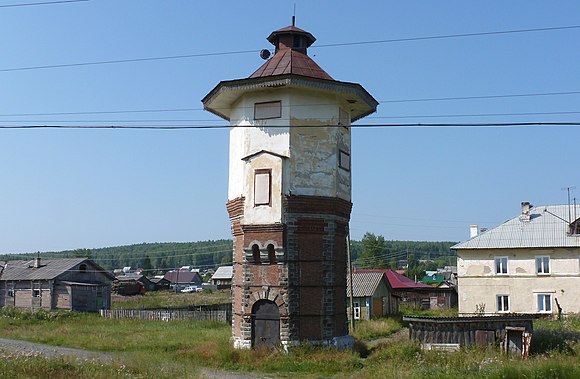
469, 224, 479, 238
520, 201, 533, 221
33, 256, 41, 269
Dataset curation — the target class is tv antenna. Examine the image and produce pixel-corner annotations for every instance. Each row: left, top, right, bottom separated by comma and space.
562, 186, 576, 223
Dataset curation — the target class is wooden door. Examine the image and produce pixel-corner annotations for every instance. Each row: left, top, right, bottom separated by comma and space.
252, 300, 280, 349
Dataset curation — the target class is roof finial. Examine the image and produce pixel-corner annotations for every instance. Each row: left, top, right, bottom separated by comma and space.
292, 3, 296, 26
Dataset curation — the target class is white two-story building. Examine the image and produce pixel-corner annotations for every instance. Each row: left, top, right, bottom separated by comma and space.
453, 202, 580, 316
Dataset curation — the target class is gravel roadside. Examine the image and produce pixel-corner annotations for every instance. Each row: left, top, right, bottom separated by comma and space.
0, 338, 272, 378
0, 337, 115, 363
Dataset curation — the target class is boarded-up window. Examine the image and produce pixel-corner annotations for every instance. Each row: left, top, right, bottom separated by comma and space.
339, 150, 350, 171
339, 108, 350, 127
254, 169, 271, 206
254, 101, 281, 120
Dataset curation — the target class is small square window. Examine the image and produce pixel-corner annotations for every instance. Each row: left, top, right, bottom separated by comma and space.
339, 150, 350, 171
7, 289, 14, 297
536, 256, 550, 274
254, 101, 281, 120
537, 294, 552, 313
496, 295, 509, 313
494, 256, 508, 274
33, 289, 41, 298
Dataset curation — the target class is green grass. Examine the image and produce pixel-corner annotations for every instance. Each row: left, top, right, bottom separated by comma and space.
111, 289, 232, 309
399, 305, 459, 318
351, 318, 402, 340
1, 309, 579, 378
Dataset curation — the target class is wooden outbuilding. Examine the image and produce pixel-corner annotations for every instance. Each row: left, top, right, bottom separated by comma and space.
0, 257, 114, 312
403, 315, 535, 354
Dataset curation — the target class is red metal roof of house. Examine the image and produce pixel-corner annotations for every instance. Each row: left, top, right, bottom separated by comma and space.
250, 25, 332, 80
355, 269, 433, 289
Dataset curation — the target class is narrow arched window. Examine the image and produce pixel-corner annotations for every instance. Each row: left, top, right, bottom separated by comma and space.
252, 244, 261, 264
267, 244, 276, 264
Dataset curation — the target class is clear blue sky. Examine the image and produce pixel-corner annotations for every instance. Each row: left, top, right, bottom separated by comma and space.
1, 0, 579, 254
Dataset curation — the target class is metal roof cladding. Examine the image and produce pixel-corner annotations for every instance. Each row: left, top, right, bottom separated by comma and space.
0, 258, 113, 281
452, 204, 580, 250
201, 24, 378, 122
250, 25, 333, 80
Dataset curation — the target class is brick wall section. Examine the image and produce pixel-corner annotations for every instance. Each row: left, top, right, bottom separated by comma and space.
285, 196, 351, 342
226, 195, 352, 347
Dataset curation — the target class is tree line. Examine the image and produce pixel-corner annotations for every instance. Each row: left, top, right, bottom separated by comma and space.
1, 234, 457, 279
351, 232, 458, 280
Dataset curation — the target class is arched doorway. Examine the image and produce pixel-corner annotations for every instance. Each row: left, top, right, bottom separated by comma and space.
251, 300, 280, 349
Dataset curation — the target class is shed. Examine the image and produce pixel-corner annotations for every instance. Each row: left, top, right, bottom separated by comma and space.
403, 315, 536, 354
347, 271, 398, 320
211, 266, 233, 290
0, 257, 114, 312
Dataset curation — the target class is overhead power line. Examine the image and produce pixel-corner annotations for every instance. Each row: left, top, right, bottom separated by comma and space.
1, 121, 579, 130
0, 0, 89, 8
1, 90, 579, 118
1, 25, 579, 72
315, 25, 580, 48
2, 110, 579, 123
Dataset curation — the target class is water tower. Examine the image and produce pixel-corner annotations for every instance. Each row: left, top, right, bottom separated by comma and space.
202, 24, 377, 349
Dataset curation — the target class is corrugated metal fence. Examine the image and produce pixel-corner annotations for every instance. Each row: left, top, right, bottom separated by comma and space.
100, 308, 231, 323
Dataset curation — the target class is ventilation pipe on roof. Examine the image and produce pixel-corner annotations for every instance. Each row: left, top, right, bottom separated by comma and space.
470, 224, 479, 239
520, 201, 533, 221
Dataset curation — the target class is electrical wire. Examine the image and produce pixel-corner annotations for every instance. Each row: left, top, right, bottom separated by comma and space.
2, 110, 580, 124
1, 25, 579, 72
0, 0, 89, 8
315, 25, 580, 49
1, 91, 579, 118
1, 121, 579, 130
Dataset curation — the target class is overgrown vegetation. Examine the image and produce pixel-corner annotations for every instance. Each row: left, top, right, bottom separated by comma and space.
399, 305, 459, 318
0, 309, 578, 378
111, 289, 232, 309
351, 318, 402, 340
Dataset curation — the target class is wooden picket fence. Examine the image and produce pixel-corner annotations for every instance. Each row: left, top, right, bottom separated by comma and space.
100, 308, 231, 323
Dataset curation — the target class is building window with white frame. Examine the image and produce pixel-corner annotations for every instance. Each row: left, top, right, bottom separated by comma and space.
494, 256, 508, 274
536, 256, 550, 274
537, 294, 552, 313
353, 300, 361, 320
496, 295, 509, 313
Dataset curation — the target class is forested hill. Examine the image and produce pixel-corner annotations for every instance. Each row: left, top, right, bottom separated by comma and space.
0, 240, 233, 272
1, 237, 457, 273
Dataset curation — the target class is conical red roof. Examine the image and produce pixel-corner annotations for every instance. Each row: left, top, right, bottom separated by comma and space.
249, 25, 333, 80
